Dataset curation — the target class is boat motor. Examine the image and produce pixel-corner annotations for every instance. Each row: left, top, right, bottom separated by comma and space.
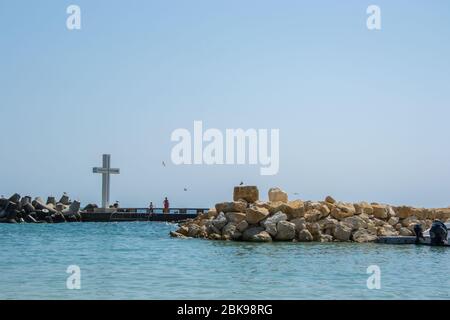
429, 220, 448, 246
413, 224, 424, 244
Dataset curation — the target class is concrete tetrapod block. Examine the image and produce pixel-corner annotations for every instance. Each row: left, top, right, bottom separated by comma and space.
33, 198, 57, 214
62, 200, 81, 216
47, 197, 56, 206
8, 193, 21, 204
59, 194, 70, 205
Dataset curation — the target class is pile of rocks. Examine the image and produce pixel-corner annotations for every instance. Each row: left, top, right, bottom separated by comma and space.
171, 186, 450, 243
0, 193, 82, 223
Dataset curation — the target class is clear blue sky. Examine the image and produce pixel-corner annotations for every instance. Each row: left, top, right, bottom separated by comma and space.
1, 0, 450, 208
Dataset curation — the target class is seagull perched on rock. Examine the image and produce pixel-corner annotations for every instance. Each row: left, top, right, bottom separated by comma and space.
239, 181, 244, 186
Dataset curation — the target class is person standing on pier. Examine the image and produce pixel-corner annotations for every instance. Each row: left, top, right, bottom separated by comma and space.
148, 202, 154, 213
163, 197, 170, 214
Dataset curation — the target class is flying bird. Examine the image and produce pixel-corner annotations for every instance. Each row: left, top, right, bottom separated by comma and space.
239, 181, 244, 186
162, 161, 166, 167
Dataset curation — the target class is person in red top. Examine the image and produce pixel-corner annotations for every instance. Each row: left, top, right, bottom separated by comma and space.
163, 197, 169, 214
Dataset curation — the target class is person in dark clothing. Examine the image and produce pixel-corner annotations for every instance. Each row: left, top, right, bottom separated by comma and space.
148, 202, 154, 213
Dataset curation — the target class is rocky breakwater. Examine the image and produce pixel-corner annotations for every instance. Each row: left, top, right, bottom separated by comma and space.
171, 186, 450, 243
0, 193, 82, 223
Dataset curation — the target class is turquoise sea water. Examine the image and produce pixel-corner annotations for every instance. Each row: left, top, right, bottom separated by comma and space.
0, 222, 449, 300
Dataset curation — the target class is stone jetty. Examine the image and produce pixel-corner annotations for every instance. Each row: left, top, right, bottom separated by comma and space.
0, 193, 82, 223
170, 186, 450, 243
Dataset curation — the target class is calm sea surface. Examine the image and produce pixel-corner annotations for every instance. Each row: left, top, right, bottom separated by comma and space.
0, 222, 449, 300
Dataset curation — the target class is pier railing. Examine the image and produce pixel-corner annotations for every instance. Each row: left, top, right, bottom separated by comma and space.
81, 207, 209, 222
84, 207, 208, 214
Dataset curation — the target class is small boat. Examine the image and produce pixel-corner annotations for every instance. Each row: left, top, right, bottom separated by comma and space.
415, 221, 450, 247
376, 221, 449, 246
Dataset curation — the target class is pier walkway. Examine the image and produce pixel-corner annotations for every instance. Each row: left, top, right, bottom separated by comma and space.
81, 208, 207, 223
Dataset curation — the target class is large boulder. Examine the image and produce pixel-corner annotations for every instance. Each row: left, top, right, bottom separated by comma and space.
395, 206, 418, 219
319, 204, 331, 217
372, 205, 388, 219
290, 217, 307, 233
434, 209, 450, 221
388, 216, 399, 226
225, 212, 246, 224
318, 217, 339, 235
208, 233, 222, 240
320, 234, 334, 242
242, 226, 263, 240
207, 209, 218, 219
177, 225, 189, 236
399, 227, 414, 236
304, 201, 322, 212
212, 212, 227, 230
387, 206, 396, 218
306, 222, 322, 241
283, 200, 305, 219
330, 205, 354, 220
368, 223, 378, 235
187, 224, 203, 237
222, 223, 242, 240
377, 225, 398, 236
245, 206, 269, 224
215, 201, 247, 214
325, 196, 336, 204
275, 221, 296, 241
333, 223, 352, 241
170, 231, 189, 239
261, 211, 287, 237
352, 229, 377, 243
304, 208, 328, 222
252, 231, 273, 242
205, 221, 221, 234
233, 186, 259, 203
242, 227, 272, 242
268, 187, 288, 203
261, 201, 304, 218
372, 218, 385, 227
354, 202, 373, 215
401, 216, 418, 227
342, 216, 367, 230
297, 229, 313, 242
236, 220, 249, 232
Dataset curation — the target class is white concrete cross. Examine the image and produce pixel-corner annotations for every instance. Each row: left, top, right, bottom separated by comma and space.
93, 154, 120, 209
